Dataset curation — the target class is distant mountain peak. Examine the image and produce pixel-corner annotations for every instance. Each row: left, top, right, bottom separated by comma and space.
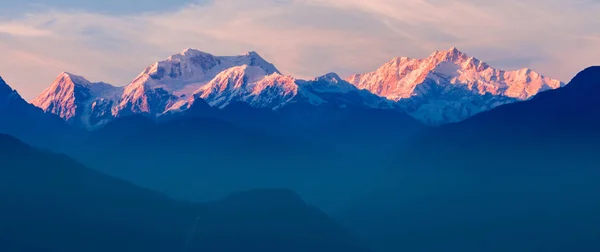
138, 48, 280, 86
180, 47, 211, 56
307, 72, 359, 94
31, 72, 94, 121
347, 48, 565, 125
429, 46, 469, 63
430, 46, 460, 55
315, 72, 343, 83
192, 65, 296, 109
32, 72, 120, 125
55, 71, 92, 87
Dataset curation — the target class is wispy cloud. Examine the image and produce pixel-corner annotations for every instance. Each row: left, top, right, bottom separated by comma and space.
0, 0, 598, 100
0, 22, 52, 37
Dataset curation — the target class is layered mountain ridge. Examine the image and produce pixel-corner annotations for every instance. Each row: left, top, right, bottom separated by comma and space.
30, 47, 564, 127
0, 132, 372, 252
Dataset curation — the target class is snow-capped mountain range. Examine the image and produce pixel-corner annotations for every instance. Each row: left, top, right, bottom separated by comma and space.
30, 47, 564, 128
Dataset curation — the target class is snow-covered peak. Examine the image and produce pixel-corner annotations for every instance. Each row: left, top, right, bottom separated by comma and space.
425, 47, 474, 70
346, 47, 565, 125
304, 73, 357, 93
194, 65, 265, 98
148, 49, 280, 79
191, 65, 295, 109
211, 65, 269, 87
31, 72, 120, 123
129, 48, 281, 97
52, 72, 118, 95
111, 49, 284, 119
430, 47, 465, 58
179, 48, 213, 57
315, 72, 343, 83
31, 72, 93, 113
58, 71, 92, 86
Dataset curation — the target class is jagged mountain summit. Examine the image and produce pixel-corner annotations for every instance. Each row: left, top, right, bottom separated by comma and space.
141, 49, 280, 96
113, 49, 282, 118
346, 47, 565, 125
32, 72, 122, 127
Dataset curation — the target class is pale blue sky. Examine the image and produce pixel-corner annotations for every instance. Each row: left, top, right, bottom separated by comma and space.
0, 0, 203, 16
1, 0, 599, 100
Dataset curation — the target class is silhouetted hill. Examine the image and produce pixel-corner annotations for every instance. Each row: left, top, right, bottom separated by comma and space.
340, 67, 600, 252
0, 133, 371, 252
192, 189, 371, 252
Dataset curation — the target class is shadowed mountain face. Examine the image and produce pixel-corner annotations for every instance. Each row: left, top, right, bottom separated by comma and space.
340, 67, 600, 252
0, 133, 371, 252
192, 189, 371, 252
0, 77, 74, 149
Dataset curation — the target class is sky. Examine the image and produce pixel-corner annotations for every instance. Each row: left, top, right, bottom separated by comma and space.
0, 0, 599, 100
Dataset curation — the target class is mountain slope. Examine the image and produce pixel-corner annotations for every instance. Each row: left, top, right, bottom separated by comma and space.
347, 47, 564, 125
190, 65, 298, 109
31, 72, 122, 127
340, 66, 600, 252
0, 133, 372, 252
0, 76, 72, 148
